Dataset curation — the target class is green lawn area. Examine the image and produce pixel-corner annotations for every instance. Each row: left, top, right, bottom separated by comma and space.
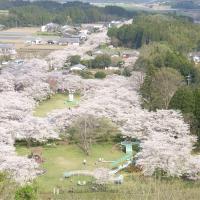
33, 93, 80, 117
16, 143, 200, 200
16, 143, 124, 192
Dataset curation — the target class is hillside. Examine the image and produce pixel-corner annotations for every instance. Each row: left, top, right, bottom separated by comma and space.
108, 14, 200, 52
0, 1, 137, 27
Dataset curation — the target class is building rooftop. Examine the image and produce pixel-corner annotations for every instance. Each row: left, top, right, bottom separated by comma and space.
70, 64, 87, 70
0, 44, 15, 49
58, 37, 80, 44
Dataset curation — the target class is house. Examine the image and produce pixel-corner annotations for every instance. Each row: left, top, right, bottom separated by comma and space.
105, 66, 120, 70
58, 37, 80, 46
61, 25, 78, 35
189, 52, 200, 64
108, 20, 121, 28
70, 64, 87, 71
79, 29, 88, 35
0, 24, 5, 31
0, 44, 16, 56
82, 24, 105, 33
41, 23, 60, 32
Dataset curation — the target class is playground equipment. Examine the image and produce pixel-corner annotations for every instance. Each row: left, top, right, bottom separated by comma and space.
63, 140, 140, 185
29, 147, 44, 164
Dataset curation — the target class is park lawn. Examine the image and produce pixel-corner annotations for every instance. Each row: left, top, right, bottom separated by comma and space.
16, 143, 200, 199
16, 143, 124, 193
33, 93, 80, 117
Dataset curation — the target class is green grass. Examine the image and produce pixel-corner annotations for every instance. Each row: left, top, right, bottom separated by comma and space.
16, 144, 124, 192
35, 31, 60, 36
16, 144, 200, 200
33, 93, 80, 117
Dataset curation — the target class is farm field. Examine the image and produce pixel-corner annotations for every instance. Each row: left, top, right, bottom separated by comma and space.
0, 10, 9, 16
0, 27, 64, 58
33, 93, 80, 117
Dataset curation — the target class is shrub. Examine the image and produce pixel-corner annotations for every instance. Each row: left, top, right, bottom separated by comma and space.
15, 185, 38, 200
80, 70, 94, 79
122, 67, 132, 77
114, 70, 122, 75
93, 54, 111, 69
69, 55, 81, 66
95, 71, 107, 79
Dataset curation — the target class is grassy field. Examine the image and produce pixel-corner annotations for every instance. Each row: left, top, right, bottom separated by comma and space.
33, 93, 80, 117
16, 143, 200, 200
16, 144, 124, 192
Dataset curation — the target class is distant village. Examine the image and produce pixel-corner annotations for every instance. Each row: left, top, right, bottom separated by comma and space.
0, 20, 139, 72
33, 21, 123, 46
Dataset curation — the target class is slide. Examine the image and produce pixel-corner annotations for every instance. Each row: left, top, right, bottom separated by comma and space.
109, 160, 132, 175
111, 153, 132, 167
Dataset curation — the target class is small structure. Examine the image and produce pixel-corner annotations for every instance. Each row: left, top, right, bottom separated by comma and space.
108, 20, 121, 28
0, 44, 16, 56
121, 141, 133, 154
68, 88, 75, 102
78, 32, 87, 41
189, 52, 200, 64
30, 147, 44, 164
105, 66, 120, 70
193, 56, 200, 64
70, 64, 87, 71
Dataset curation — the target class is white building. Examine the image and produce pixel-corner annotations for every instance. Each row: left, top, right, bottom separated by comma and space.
41, 23, 60, 32
70, 64, 87, 71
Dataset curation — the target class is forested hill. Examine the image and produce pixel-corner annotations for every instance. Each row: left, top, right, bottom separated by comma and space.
171, 1, 200, 9
0, 1, 137, 27
108, 14, 200, 52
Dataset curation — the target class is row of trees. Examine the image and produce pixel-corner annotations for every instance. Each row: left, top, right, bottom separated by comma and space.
107, 14, 200, 52
0, 1, 137, 27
